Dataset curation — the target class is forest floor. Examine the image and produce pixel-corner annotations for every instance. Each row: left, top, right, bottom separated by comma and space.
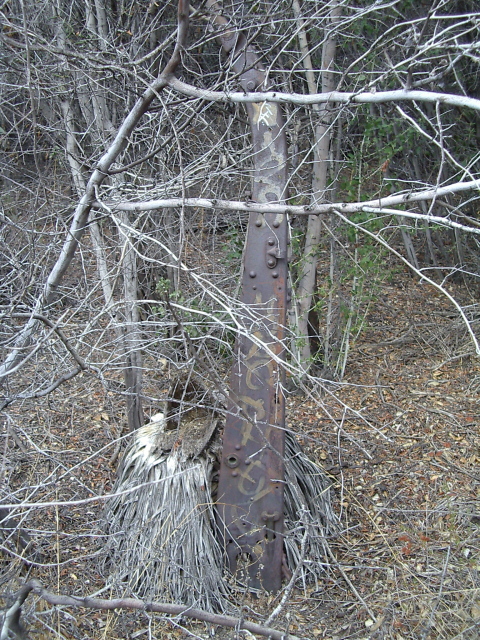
1, 265, 479, 640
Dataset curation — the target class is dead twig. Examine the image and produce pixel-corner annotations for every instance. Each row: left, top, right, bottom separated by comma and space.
266, 511, 309, 627
325, 544, 377, 621
2, 580, 303, 640
419, 546, 451, 640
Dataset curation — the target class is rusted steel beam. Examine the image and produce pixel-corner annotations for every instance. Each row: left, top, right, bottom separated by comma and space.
208, 2, 289, 592
217, 210, 288, 593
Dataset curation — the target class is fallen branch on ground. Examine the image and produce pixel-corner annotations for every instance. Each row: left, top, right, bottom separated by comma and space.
1, 579, 303, 640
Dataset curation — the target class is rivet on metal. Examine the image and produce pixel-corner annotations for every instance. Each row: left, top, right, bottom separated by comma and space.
262, 510, 280, 522
232, 471, 238, 477
272, 271, 279, 278
268, 238, 275, 246
255, 218, 262, 227
273, 220, 280, 228
252, 285, 257, 290
249, 271, 256, 278
246, 80, 255, 91
235, 445, 241, 450
267, 259, 275, 267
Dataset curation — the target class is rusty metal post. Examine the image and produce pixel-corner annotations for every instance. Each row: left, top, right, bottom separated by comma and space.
209, 3, 289, 592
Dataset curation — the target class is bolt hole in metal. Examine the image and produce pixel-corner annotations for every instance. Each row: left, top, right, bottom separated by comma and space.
226, 454, 239, 468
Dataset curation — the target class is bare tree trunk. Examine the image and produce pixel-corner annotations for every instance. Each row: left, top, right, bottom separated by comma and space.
85, 0, 97, 33
399, 219, 420, 272
118, 213, 144, 431
293, 0, 342, 373
412, 156, 439, 268
93, 0, 109, 50
61, 99, 86, 196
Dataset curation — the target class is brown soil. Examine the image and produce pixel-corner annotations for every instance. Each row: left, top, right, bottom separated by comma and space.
1, 272, 479, 640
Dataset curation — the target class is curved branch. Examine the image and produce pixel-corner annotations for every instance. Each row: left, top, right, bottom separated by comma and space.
0, 582, 30, 640
0, 367, 83, 411
168, 77, 480, 112
2, 580, 301, 640
360, 206, 480, 234
108, 99, 200, 174
161, 0, 189, 77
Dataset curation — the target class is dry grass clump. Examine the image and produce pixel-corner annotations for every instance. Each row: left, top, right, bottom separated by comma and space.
103, 376, 337, 612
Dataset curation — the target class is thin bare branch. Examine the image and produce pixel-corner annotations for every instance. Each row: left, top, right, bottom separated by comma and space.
101, 179, 480, 232
10, 313, 86, 369
3, 580, 302, 640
